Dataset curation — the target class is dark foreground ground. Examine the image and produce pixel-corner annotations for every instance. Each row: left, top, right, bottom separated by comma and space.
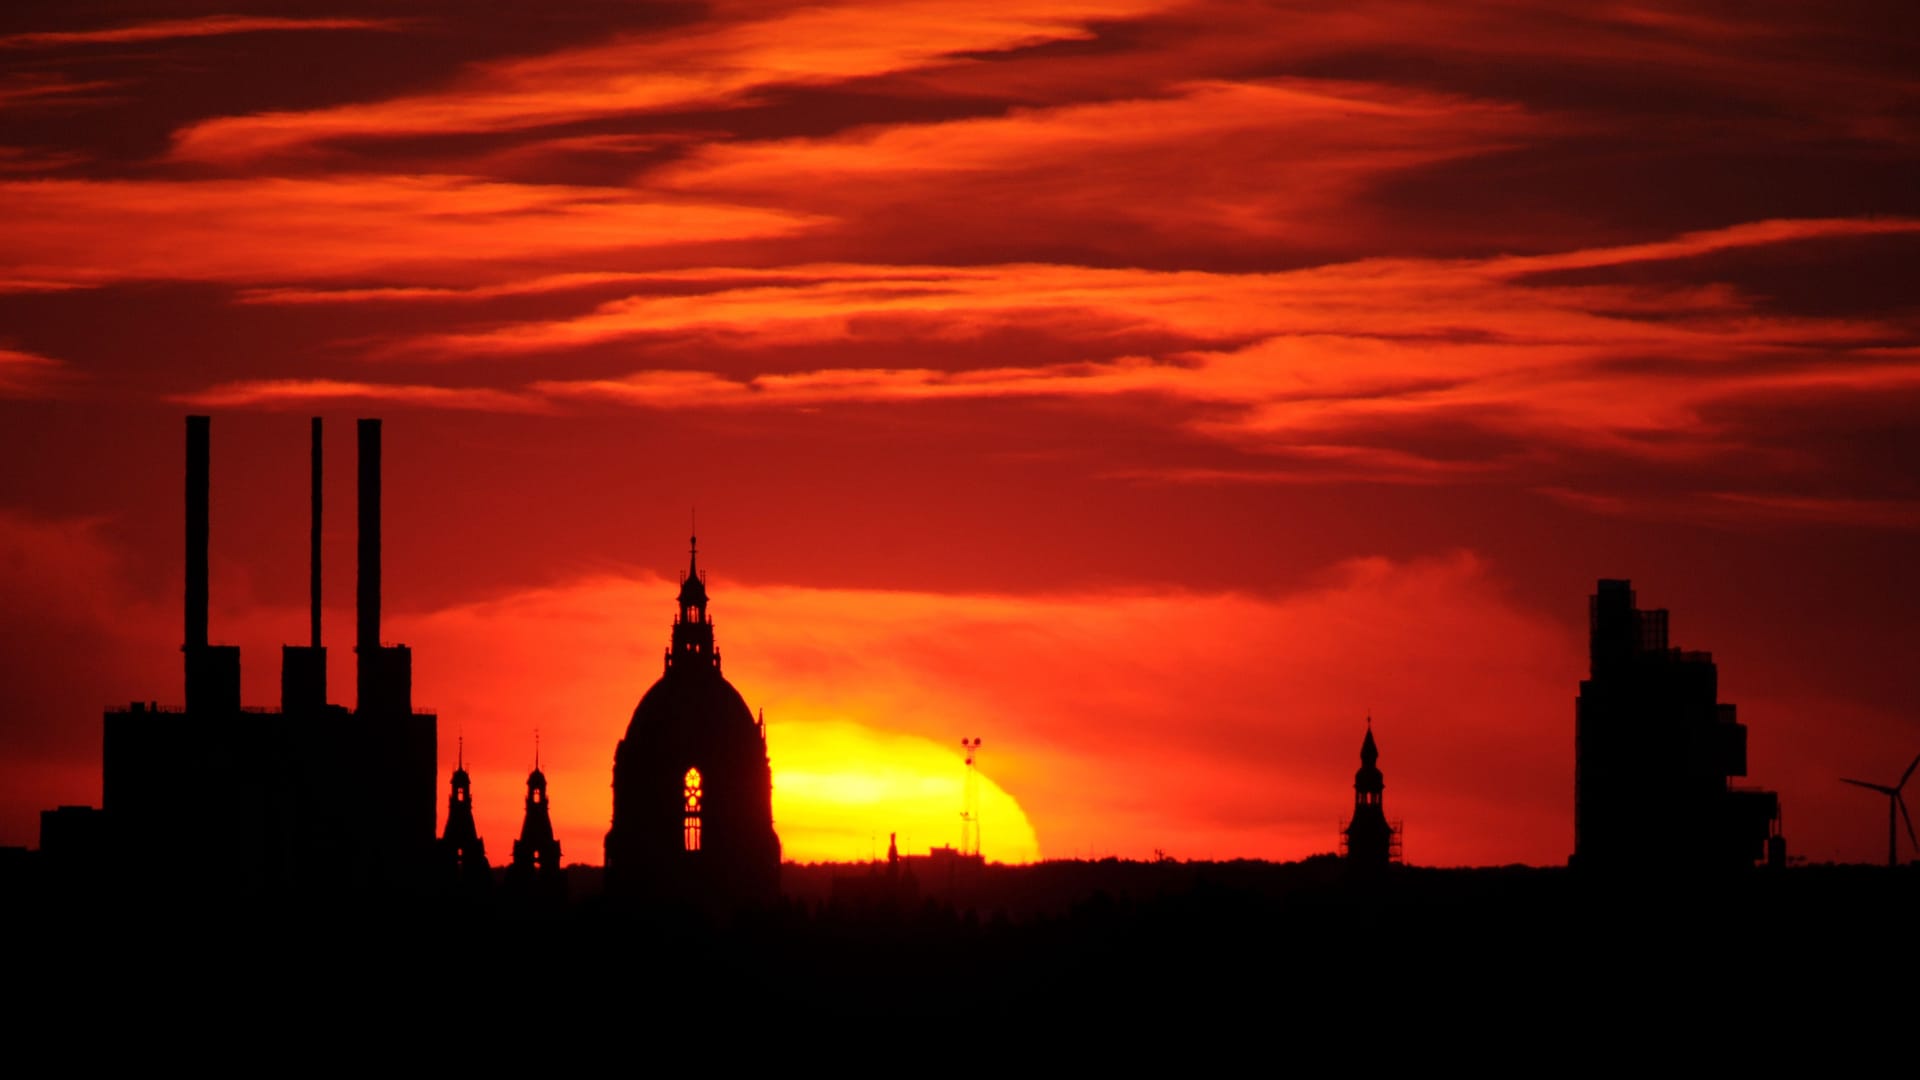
5, 857, 1911, 1050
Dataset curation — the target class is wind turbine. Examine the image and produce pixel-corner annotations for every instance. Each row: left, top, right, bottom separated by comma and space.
1840, 752, 1920, 867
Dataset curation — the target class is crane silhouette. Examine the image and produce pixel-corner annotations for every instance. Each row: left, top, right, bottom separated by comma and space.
1840, 752, 1920, 867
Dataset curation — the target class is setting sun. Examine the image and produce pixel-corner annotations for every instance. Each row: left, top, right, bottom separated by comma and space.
772, 719, 1040, 864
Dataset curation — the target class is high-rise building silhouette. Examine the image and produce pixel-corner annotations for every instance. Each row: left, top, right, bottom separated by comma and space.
1574, 579, 1786, 871
605, 536, 780, 905
1340, 719, 1401, 868
83, 416, 439, 893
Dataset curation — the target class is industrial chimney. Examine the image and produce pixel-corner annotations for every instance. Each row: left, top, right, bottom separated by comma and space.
281, 417, 327, 714
183, 415, 240, 715
185, 415, 208, 651
355, 418, 411, 715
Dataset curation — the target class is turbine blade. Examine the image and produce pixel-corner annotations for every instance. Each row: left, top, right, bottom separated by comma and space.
1901, 796, 1919, 856
1841, 778, 1898, 795
1900, 752, 1920, 791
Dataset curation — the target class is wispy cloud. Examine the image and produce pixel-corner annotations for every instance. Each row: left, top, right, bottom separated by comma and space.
0, 15, 412, 49
0, 347, 70, 397
0, 176, 819, 285
169, 1, 1170, 162
169, 378, 549, 413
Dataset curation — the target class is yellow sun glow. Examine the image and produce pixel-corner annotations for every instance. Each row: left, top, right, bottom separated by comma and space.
770, 718, 1040, 863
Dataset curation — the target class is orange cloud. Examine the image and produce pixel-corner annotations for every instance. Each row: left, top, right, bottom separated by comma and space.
655, 77, 1532, 251
0, 176, 818, 285
170, 217, 1920, 488
235, 272, 660, 306
170, 379, 549, 413
1496, 217, 1920, 276
169, 1, 1171, 162
384, 219, 1894, 470
417, 218, 1919, 358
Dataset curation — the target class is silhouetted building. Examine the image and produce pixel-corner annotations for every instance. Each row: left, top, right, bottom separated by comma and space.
507, 751, 565, 902
831, 832, 920, 910
605, 536, 780, 906
901, 843, 984, 900
1574, 579, 1785, 871
90, 416, 438, 895
1340, 720, 1401, 869
439, 739, 491, 892
39, 805, 109, 882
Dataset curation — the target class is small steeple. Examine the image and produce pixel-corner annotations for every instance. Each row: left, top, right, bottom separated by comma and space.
528, 729, 547, 796
1342, 715, 1398, 869
678, 530, 709, 610
510, 736, 563, 892
439, 739, 489, 887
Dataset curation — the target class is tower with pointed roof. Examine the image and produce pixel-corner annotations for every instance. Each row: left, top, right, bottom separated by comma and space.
439, 737, 491, 891
509, 735, 563, 893
1341, 719, 1401, 869
605, 534, 781, 905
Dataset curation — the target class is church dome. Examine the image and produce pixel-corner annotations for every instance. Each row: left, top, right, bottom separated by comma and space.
624, 663, 758, 747
606, 535, 780, 906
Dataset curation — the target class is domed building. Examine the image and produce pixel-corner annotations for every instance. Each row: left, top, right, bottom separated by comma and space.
605, 536, 780, 905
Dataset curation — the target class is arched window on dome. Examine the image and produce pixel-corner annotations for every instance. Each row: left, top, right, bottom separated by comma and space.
684, 767, 702, 852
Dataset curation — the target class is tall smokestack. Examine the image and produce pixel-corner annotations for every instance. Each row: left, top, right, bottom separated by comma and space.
357, 418, 380, 658
186, 415, 210, 649
310, 417, 323, 649
185, 414, 238, 715
281, 417, 329, 714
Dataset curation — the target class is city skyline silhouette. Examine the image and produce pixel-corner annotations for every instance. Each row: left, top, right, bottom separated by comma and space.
3, 2, 1919, 875
16, 414, 1880, 892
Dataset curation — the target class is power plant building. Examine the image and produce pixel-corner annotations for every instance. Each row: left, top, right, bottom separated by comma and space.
1574, 579, 1785, 871
87, 416, 437, 893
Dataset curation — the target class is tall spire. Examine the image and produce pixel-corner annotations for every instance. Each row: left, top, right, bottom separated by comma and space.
1343, 715, 1396, 868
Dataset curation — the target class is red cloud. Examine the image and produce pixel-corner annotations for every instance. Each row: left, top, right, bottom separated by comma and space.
0, 16, 410, 50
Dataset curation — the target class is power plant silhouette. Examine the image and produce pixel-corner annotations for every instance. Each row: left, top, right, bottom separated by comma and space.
1574, 580, 1786, 871
74, 417, 439, 895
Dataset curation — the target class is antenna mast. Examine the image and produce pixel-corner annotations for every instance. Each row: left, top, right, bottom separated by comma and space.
960, 737, 983, 858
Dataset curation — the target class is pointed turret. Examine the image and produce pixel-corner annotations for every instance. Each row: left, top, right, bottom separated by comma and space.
438, 736, 491, 892
1355, 718, 1383, 801
508, 734, 565, 902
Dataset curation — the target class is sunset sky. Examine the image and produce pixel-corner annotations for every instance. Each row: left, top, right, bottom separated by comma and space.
3, 1, 1918, 867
